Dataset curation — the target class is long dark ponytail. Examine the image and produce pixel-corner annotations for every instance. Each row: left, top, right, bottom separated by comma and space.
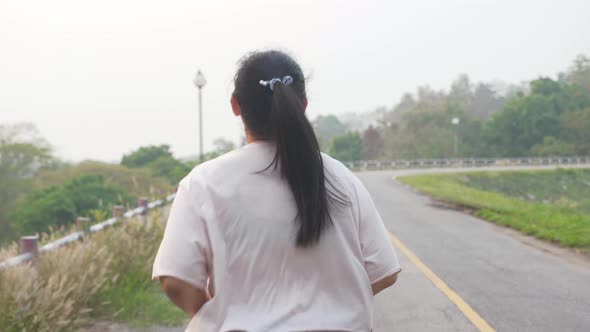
233, 50, 345, 247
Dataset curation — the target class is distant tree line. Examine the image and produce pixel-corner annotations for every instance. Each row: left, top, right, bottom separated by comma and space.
315, 54, 590, 161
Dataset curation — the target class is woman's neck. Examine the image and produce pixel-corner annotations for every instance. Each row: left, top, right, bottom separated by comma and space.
245, 129, 259, 144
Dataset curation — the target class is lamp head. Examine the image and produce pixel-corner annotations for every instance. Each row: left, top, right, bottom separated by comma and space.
193, 70, 206, 89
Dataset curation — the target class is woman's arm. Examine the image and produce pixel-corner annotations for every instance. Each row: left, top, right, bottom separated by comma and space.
372, 272, 399, 295
159, 276, 210, 316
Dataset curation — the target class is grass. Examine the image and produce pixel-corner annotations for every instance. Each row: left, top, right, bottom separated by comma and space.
398, 168, 590, 249
95, 276, 185, 328
0, 210, 186, 331
89, 210, 186, 328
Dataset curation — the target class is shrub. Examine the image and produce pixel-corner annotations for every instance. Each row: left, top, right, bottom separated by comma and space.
0, 210, 184, 331
11, 175, 133, 236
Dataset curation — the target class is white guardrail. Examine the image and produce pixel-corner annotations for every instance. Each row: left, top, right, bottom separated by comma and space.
1, 155, 589, 270
0, 193, 176, 271
345, 156, 590, 170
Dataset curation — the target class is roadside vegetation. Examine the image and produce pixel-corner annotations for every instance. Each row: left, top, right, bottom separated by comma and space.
398, 169, 590, 249
0, 212, 186, 331
0, 123, 237, 330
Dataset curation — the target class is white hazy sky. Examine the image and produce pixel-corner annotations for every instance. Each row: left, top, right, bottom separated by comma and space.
1, 0, 589, 162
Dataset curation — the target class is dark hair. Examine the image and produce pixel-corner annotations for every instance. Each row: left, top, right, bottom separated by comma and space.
233, 50, 345, 248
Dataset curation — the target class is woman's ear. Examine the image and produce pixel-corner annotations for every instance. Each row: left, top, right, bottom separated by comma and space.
303, 98, 308, 113
230, 95, 241, 116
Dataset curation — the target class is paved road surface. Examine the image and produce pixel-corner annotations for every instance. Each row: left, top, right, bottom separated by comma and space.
364, 168, 590, 332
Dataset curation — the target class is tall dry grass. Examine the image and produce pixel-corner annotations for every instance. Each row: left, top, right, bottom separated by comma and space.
0, 241, 18, 262
0, 224, 85, 262
0, 210, 169, 332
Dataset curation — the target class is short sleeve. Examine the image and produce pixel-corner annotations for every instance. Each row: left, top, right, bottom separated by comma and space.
353, 176, 401, 284
152, 179, 211, 290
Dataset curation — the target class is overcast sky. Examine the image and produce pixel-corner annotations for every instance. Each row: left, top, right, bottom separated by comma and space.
1, 0, 589, 162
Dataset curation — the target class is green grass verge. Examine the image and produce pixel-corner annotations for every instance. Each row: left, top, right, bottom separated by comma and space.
88, 220, 186, 328
94, 275, 186, 328
398, 169, 590, 249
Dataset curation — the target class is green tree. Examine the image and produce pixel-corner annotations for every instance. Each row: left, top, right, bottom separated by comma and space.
382, 98, 467, 159
11, 175, 132, 235
382, 93, 416, 126
34, 161, 172, 198
379, 79, 492, 159
559, 108, 590, 154
531, 137, 577, 157
0, 123, 54, 242
448, 74, 473, 111
327, 132, 363, 162
312, 115, 347, 151
484, 77, 590, 156
565, 54, 590, 92
121, 145, 173, 168
455, 119, 487, 157
121, 145, 192, 184
362, 125, 384, 160
471, 83, 505, 120
147, 156, 191, 184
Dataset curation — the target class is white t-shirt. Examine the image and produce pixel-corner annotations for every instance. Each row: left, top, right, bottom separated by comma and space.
152, 141, 401, 332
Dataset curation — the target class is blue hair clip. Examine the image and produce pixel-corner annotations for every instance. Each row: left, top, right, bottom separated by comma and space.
259, 76, 294, 91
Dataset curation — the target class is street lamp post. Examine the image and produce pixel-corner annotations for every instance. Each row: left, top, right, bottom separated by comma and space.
451, 117, 460, 156
193, 70, 207, 162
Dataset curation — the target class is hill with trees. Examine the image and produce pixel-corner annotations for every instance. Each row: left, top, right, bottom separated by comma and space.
317, 54, 590, 161
0, 125, 200, 243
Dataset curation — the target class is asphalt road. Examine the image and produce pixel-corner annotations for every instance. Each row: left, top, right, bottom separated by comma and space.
363, 168, 590, 332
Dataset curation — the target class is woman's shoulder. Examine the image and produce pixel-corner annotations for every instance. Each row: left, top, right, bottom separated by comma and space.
321, 152, 359, 189
184, 149, 242, 181
182, 143, 272, 186
321, 152, 353, 176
